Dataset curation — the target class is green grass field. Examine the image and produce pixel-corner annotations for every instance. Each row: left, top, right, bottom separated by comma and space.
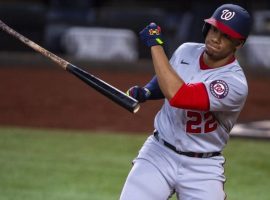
0, 127, 270, 200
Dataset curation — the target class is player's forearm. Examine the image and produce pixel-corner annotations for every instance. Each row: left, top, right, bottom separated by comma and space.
151, 46, 184, 100
144, 76, 164, 99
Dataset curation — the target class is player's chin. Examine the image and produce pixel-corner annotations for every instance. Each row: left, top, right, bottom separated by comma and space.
206, 43, 222, 55
205, 49, 224, 61
205, 48, 216, 57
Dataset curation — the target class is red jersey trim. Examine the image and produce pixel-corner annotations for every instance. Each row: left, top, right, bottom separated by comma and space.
169, 83, 210, 111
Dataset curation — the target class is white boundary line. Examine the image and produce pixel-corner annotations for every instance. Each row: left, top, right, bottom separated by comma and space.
231, 120, 270, 139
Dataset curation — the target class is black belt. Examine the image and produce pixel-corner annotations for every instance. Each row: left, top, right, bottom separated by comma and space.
153, 130, 221, 158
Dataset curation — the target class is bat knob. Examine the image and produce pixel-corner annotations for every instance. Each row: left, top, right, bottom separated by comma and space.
133, 104, 140, 113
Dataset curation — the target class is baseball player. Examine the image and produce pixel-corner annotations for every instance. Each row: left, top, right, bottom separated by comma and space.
120, 4, 252, 200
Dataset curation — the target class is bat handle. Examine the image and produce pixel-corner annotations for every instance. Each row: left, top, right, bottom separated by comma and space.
0, 19, 68, 70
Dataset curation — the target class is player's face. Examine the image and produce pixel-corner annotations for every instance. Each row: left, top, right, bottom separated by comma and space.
205, 26, 243, 60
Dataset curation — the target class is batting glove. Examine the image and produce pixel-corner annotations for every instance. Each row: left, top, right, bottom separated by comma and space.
126, 86, 151, 103
139, 22, 164, 47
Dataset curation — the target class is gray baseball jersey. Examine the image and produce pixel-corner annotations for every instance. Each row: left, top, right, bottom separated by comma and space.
154, 42, 248, 153
120, 42, 245, 200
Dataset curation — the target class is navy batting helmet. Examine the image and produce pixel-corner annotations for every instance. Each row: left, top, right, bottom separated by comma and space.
202, 4, 252, 40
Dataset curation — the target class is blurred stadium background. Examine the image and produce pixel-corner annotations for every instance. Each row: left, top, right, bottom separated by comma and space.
0, 0, 270, 134
0, 0, 270, 199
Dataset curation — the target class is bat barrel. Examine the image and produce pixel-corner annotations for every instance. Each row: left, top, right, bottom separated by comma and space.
66, 64, 140, 113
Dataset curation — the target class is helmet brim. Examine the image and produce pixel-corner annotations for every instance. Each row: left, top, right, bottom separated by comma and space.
204, 18, 245, 39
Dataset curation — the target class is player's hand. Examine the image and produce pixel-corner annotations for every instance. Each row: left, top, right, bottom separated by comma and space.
139, 22, 164, 47
126, 86, 151, 103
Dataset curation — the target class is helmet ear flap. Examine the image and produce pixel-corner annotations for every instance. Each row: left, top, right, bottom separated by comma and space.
202, 23, 211, 38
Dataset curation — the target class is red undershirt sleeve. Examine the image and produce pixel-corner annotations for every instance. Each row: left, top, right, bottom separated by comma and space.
169, 83, 210, 111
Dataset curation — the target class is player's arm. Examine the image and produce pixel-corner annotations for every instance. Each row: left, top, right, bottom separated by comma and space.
126, 76, 164, 103
139, 23, 210, 111
145, 75, 165, 99
151, 46, 184, 99
151, 46, 209, 110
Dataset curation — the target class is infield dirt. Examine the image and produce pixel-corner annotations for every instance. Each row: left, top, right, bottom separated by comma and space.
0, 66, 269, 133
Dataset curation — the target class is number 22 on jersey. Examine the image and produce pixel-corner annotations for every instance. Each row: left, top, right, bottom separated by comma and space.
186, 111, 217, 134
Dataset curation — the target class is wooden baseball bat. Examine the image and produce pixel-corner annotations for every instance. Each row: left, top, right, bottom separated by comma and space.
0, 20, 140, 113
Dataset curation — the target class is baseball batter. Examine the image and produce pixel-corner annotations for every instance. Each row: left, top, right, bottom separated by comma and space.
120, 4, 252, 200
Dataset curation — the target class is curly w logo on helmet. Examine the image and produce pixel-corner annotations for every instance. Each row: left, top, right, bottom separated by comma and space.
221, 9, 235, 20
